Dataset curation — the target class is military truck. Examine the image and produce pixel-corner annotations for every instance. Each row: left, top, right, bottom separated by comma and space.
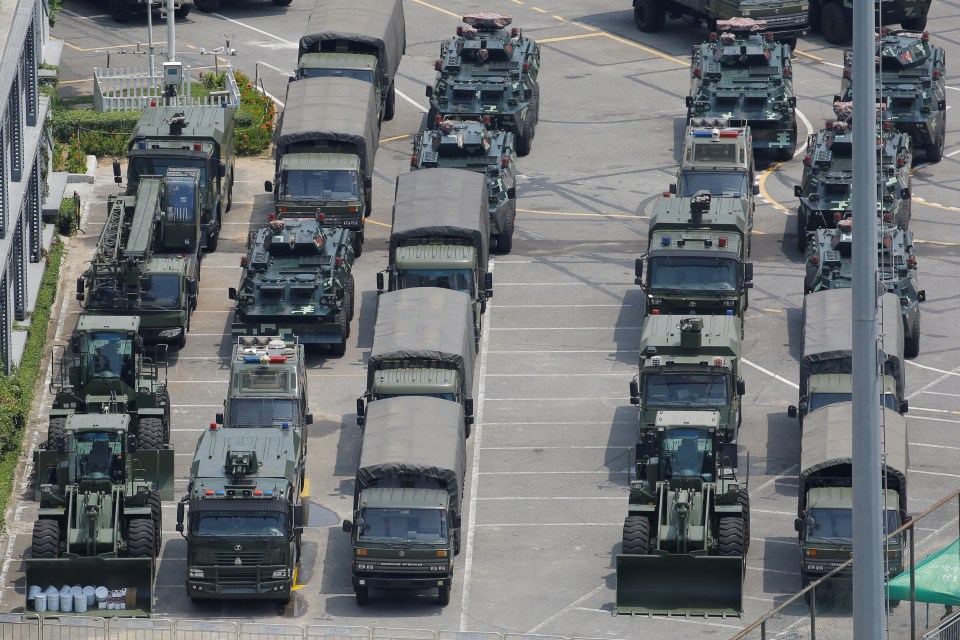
49, 316, 171, 451
803, 222, 924, 357
632, 1, 808, 44
77, 168, 201, 349
789, 289, 906, 423
673, 119, 757, 214
635, 191, 754, 323
810, 0, 930, 45
265, 77, 379, 256
837, 30, 947, 161
357, 288, 476, 431
28, 413, 174, 616
378, 169, 492, 332
795, 403, 909, 591
794, 117, 913, 250
193, 0, 289, 13
176, 423, 306, 603
616, 418, 748, 616
628, 315, 745, 444
342, 396, 466, 606
108, 0, 189, 24
215, 336, 313, 429
427, 14, 541, 155
411, 120, 518, 254
686, 21, 797, 160
229, 218, 355, 356
127, 106, 235, 252
297, 0, 406, 122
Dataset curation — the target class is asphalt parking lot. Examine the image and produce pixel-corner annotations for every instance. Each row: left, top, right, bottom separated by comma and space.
4, 0, 960, 636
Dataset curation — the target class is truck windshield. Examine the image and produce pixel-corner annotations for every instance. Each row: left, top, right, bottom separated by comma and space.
280, 169, 359, 200
194, 512, 287, 537
141, 274, 181, 307
74, 431, 124, 482
643, 372, 729, 407
648, 256, 739, 292
228, 398, 298, 427
807, 392, 899, 413
807, 508, 900, 541
165, 178, 197, 222
662, 428, 714, 481
82, 331, 134, 385
129, 157, 207, 190
358, 507, 448, 543
692, 143, 739, 163
234, 370, 295, 394
298, 68, 375, 84
397, 269, 474, 296
678, 172, 749, 197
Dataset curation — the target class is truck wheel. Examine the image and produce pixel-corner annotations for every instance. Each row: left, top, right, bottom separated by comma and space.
384, 82, 396, 121
109, 0, 131, 22
329, 312, 348, 357
621, 516, 651, 555
273, 0, 293, 5
437, 585, 451, 606
138, 417, 165, 451
454, 528, 461, 555
497, 209, 515, 254
808, 0, 822, 31
515, 118, 534, 156
127, 519, 156, 558
900, 16, 928, 30
174, 3, 191, 18
781, 37, 797, 51
927, 131, 944, 163
738, 492, 751, 553
820, 2, 850, 45
355, 586, 369, 606
352, 231, 363, 258
347, 273, 356, 321
717, 517, 745, 556
194, 0, 220, 11
176, 326, 187, 350
904, 313, 920, 358
48, 417, 67, 452
31, 520, 60, 558
342, 282, 354, 329
796, 210, 808, 252
633, 0, 665, 32
148, 491, 163, 556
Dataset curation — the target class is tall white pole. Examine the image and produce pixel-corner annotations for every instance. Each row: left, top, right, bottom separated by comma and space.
166, 0, 176, 61
147, 0, 155, 76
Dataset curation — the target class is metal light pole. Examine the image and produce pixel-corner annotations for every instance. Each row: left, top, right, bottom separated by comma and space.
851, 0, 885, 636
146, 0, 155, 76
166, 0, 176, 61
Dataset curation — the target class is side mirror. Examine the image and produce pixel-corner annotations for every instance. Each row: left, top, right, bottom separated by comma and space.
376, 272, 385, 292
798, 401, 808, 413
305, 413, 313, 425
464, 398, 474, 425
507, 187, 516, 199
901, 187, 911, 200
215, 413, 223, 424
685, 95, 694, 109
485, 272, 494, 296
112, 160, 122, 184
794, 185, 802, 198
668, 183, 676, 195
736, 379, 746, 396
753, 185, 760, 196
425, 85, 434, 98
135, 336, 144, 355
788, 96, 797, 107
293, 504, 304, 527
76, 277, 85, 302
264, 180, 273, 193
218, 161, 226, 178
744, 262, 754, 282
228, 287, 237, 300
342, 520, 353, 533
833, 94, 841, 104
899, 400, 908, 414
453, 514, 462, 528
176, 501, 185, 533
629, 378, 640, 404
363, 176, 373, 190
939, 99, 946, 111
356, 398, 365, 426
634, 258, 643, 285
794, 517, 802, 532
188, 280, 197, 296
787, 405, 797, 418
918, 290, 926, 302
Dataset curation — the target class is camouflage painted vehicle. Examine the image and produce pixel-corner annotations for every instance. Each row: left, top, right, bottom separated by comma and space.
794, 115, 913, 251
803, 220, 924, 357
810, 0, 930, 45
687, 20, 797, 160
229, 218, 355, 356
631, 0, 808, 45
837, 30, 946, 162
411, 120, 518, 253
427, 13, 541, 155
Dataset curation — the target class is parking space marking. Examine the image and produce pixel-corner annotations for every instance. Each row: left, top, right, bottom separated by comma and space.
482, 446, 612, 450
538, 33, 605, 44
907, 363, 960, 400
479, 470, 628, 475
518, 207, 647, 219
526, 584, 606, 635
488, 349, 638, 353
741, 358, 799, 390
911, 442, 960, 451
484, 421, 634, 426
411, 0, 461, 19
751, 509, 796, 516
907, 361, 960, 377
476, 496, 621, 500
490, 326, 641, 330
912, 469, 960, 478
484, 397, 625, 401
487, 372, 627, 377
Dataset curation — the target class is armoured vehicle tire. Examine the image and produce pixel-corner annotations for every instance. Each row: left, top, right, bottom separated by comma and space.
352, 232, 363, 258
207, 227, 219, 252
31, 520, 60, 558
109, 0, 131, 22
532, 84, 541, 125
355, 586, 369, 606
384, 83, 396, 121
820, 2, 850, 45
796, 210, 807, 252
174, 4, 191, 18
927, 132, 944, 163
48, 417, 67, 452
226, 173, 234, 212
621, 516, 650, 555
497, 208, 515, 254
454, 528, 461, 555
343, 283, 354, 329
148, 491, 163, 556
437, 585, 451, 606
738, 492, 751, 553
900, 16, 928, 30
633, 0, 665, 32
194, 0, 220, 11
516, 119, 534, 156
329, 312, 349, 357
717, 517, 745, 556
127, 519, 156, 558
781, 37, 797, 51
176, 326, 187, 350
347, 274, 356, 321
273, 0, 293, 5
905, 313, 920, 358
138, 417, 165, 451
775, 146, 793, 162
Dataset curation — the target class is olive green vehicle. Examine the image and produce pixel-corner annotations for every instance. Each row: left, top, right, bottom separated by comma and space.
629, 315, 745, 444
176, 424, 306, 603
633, 0, 808, 44
49, 315, 171, 451
78, 167, 202, 349
216, 336, 312, 429
127, 107, 235, 252
810, 0, 930, 45
673, 119, 757, 212
616, 415, 749, 616
635, 192, 753, 324
28, 414, 174, 616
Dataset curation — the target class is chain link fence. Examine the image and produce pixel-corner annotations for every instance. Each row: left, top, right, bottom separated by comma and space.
732, 490, 960, 640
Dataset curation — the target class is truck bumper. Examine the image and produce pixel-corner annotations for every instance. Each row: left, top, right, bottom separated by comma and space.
353, 573, 452, 591
186, 576, 293, 600
231, 319, 344, 344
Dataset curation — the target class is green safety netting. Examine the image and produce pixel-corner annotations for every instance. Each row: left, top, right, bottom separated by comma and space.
887, 539, 960, 605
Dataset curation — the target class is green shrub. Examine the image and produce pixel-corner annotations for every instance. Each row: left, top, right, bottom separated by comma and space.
234, 71, 275, 156
53, 135, 87, 174
57, 196, 79, 236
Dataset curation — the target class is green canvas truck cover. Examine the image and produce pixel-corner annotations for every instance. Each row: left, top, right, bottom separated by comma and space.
298, 0, 406, 83
390, 168, 490, 267
275, 77, 379, 174
887, 539, 960, 605
356, 396, 466, 516
368, 288, 475, 396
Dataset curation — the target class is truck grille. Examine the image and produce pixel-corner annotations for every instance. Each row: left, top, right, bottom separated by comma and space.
216, 568, 261, 584
212, 551, 267, 564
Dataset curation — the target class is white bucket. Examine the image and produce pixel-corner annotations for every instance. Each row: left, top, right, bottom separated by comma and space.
59, 592, 72, 612
73, 593, 87, 613
46, 591, 59, 612
28, 586, 41, 600
33, 593, 46, 612
95, 586, 108, 606
83, 586, 95, 606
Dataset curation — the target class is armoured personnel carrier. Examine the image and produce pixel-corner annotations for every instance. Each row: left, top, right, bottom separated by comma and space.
427, 14, 540, 155
632, 0, 808, 45
837, 30, 946, 161
229, 217, 355, 356
411, 120, 518, 253
686, 21, 797, 160
673, 119, 757, 217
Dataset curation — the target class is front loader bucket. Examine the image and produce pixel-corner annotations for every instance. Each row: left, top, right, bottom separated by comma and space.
615, 554, 744, 616
25, 557, 154, 616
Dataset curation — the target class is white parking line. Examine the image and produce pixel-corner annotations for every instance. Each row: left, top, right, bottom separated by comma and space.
911, 469, 960, 478
211, 13, 297, 46
396, 89, 428, 114
483, 420, 634, 426
490, 326, 642, 330
526, 584, 606, 635
484, 397, 625, 401
487, 349, 638, 354
479, 470, 628, 475
741, 358, 799, 390
486, 372, 627, 377
476, 496, 621, 500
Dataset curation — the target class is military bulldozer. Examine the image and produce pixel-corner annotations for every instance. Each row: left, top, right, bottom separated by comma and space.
27, 413, 174, 615
50, 315, 171, 451
616, 418, 749, 616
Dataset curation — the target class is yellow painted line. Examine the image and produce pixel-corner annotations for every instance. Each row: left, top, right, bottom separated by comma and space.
379, 134, 410, 143
538, 32, 604, 44
599, 32, 687, 66
532, 6, 548, 13
792, 49, 829, 64
185, 44, 197, 50
64, 40, 166, 52
518, 207, 648, 220
761, 308, 784, 313
757, 162, 791, 214
58, 78, 91, 85
301, 479, 309, 498
367, 219, 391, 228
291, 566, 305, 590
510, 0, 524, 4
915, 199, 960, 213
914, 238, 960, 247
410, 0, 460, 19
553, 14, 567, 22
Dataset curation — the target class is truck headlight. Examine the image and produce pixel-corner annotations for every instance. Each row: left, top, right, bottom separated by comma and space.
159, 328, 182, 338
648, 297, 662, 305
188, 568, 204, 578
356, 563, 374, 571
272, 569, 288, 579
